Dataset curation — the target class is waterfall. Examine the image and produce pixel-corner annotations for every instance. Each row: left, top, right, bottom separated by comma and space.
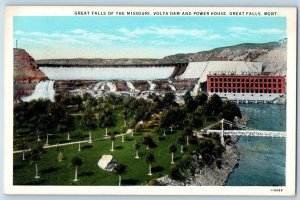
106, 82, 117, 92
126, 81, 137, 92
147, 81, 156, 91
21, 80, 55, 102
169, 84, 176, 91
93, 82, 104, 91
192, 79, 201, 96
40, 66, 175, 80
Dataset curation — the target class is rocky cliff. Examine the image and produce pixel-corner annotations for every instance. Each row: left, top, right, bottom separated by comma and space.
14, 48, 48, 100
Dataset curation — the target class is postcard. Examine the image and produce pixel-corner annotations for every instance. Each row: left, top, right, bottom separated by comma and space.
3, 6, 296, 195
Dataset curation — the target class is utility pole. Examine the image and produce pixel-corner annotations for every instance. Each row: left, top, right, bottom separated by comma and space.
16, 40, 18, 48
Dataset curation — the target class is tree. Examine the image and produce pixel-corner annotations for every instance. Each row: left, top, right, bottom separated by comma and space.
220, 101, 242, 121
30, 142, 44, 179
178, 136, 185, 154
123, 110, 129, 127
207, 94, 223, 116
58, 151, 64, 162
72, 156, 82, 182
113, 164, 126, 186
185, 98, 197, 114
134, 141, 141, 159
110, 133, 115, 151
99, 108, 116, 136
19, 138, 29, 161
145, 152, 154, 176
77, 133, 85, 152
143, 134, 155, 149
162, 92, 176, 107
194, 93, 208, 106
169, 144, 177, 164
169, 164, 184, 181
81, 108, 97, 132
183, 127, 193, 146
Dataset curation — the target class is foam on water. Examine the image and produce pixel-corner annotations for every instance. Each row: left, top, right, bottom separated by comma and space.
147, 81, 156, 91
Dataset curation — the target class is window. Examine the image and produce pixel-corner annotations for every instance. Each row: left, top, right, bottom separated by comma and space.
220, 88, 223, 92
260, 89, 263, 93
233, 83, 236, 87
279, 84, 281, 88
224, 83, 227, 87
237, 83, 240, 87
228, 83, 231, 87
279, 89, 282, 93
233, 89, 236, 93
215, 89, 218, 92
268, 84, 271, 87
255, 83, 258, 87
216, 83, 218, 87
228, 89, 231, 93
246, 83, 249, 87
211, 83, 214, 87
224, 78, 227, 81
242, 89, 245, 93
228, 78, 231, 81
220, 83, 223, 87
268, 79, 271, 82
237, 89, 240, 93
211, 78, 214, 81
237, 78, 240, 82
224, 89, 227, 92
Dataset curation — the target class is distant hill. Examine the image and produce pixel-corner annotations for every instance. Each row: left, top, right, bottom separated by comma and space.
36, 39, 286, 75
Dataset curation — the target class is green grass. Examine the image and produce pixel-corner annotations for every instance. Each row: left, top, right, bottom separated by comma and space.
13, 105, 215, 186
13, 130, 198, 186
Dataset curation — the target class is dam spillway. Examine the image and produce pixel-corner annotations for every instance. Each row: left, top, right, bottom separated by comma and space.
39, 63, 188, 81
38, 61, 262, 81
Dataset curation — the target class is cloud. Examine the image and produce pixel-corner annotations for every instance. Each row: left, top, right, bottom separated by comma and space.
228, 26, 285, 37
118, 26, 217, 39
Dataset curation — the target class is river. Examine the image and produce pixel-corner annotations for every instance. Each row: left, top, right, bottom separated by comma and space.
226, 104, 286, 186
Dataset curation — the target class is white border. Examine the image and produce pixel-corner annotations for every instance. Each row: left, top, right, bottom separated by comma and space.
3, 6, 297, 196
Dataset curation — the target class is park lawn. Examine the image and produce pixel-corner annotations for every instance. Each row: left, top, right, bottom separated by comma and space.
13, 106, 130, 151
13, 129, 198, 186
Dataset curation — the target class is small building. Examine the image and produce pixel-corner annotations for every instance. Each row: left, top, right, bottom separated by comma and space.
207, 74, 286, 104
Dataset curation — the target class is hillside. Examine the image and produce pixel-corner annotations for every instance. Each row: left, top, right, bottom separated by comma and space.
36, 39, 287, 75
14, 48, 48, 100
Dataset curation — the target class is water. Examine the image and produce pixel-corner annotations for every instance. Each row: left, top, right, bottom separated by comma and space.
40, 67, 175, 80
21, 80, 55, 102
226, 104, 286, 186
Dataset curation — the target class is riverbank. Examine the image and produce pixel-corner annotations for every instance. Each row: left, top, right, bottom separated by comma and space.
156, 135, 240, 186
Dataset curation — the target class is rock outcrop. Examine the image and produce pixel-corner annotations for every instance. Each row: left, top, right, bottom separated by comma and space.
14, 48, 48, 100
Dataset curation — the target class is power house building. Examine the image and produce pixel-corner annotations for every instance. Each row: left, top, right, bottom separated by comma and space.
207, 74, 286, 104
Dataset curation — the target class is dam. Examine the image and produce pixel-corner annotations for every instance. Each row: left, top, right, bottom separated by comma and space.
22, 61, 267, 102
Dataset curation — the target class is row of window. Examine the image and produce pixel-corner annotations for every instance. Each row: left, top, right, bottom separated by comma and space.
211, 83, 283, 88
209, 77, 283, 83
210, 88, 283, 93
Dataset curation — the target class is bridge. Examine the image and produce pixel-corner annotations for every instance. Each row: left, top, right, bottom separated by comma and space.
197, 118, 286, 146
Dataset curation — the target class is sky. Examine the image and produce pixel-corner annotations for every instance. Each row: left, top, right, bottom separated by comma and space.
13, 16, 286, 59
